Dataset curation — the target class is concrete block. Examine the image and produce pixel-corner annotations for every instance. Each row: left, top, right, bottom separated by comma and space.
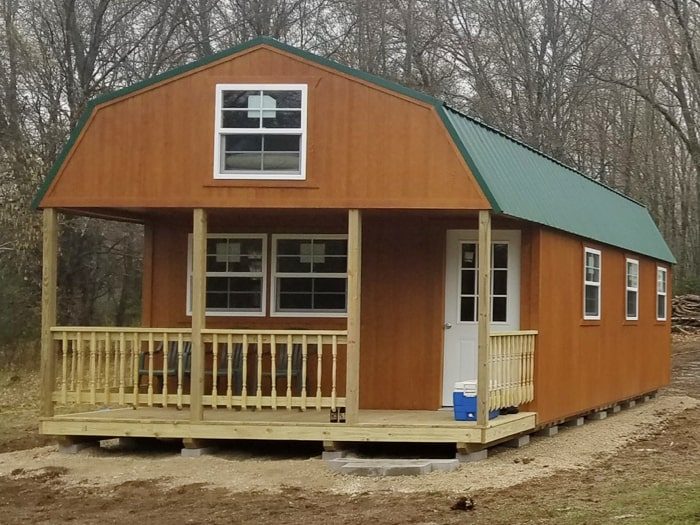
338, 461, 432, 477
503, 435, 530, 448
563, 417, 585, 427
322, 450, 348, 461
586, 411, 607, 421
535, 426, 559, 437
117, 437, 141, 451
429, 459, 460, 472
649, 391, 659, 399
456, 449, 488, 463
58, 441, 99, 454
181, 447, 216, 458
622, 400, 636, 409
610, 405, 622, 414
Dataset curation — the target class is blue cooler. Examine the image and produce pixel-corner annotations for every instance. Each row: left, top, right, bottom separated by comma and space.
453, 381, 499, 421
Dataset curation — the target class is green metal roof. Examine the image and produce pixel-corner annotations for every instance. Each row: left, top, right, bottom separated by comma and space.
33, 36, 675, 263
439, 106, 675, 263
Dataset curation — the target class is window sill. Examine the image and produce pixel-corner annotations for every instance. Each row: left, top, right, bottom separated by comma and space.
205, 180, 318, 189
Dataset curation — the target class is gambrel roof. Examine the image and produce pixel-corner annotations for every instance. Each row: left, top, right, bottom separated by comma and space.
34, 37, 675, 263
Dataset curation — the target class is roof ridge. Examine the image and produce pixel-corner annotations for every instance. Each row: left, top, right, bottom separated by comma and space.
441, 104, 646, 209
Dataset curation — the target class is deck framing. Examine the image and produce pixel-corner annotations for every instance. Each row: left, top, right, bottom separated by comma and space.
40, 408, 536, 445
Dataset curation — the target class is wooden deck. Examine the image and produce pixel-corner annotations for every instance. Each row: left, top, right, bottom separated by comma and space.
40, 407, 537, 446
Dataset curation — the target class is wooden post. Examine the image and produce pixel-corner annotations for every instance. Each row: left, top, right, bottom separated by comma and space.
345, 209, 362, 424
40, 208, 58, 418
190, 208, 207, 422
477, 210, 492, 427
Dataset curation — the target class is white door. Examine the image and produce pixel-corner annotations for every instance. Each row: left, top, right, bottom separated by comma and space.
441, 229, 521, 406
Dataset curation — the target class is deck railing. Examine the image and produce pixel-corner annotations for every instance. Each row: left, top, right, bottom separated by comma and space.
202, 329, 347, 411
50, 327, 347, 412
488, 330, 537, 411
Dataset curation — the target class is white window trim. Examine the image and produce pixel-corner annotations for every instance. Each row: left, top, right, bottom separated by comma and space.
213, 83, 308, 180
583, 247, 602, 320
625, 258, 639, 321
271, 234, 348, 318
656, 266, 668, 321
186, 233, 268, 317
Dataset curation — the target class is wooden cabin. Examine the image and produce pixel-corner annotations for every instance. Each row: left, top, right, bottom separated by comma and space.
34, 37, 674, 457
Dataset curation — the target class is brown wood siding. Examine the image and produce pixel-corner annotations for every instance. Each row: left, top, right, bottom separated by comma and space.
523, 228, 671, 424
40, 46, 489, 211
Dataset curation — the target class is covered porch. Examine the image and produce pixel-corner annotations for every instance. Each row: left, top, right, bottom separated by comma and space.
39, 208, 538, 449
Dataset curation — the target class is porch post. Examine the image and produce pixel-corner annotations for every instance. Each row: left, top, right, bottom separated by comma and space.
190, 208, 207, 422
346, 209, 362, 424
477, 210, 492, 427
40, 208, 58, 418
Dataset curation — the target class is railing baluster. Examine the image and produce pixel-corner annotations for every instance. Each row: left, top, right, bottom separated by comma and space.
211, 333, 219, 408
331, 335, 338, 410
241, 333, 249, 410
146, 332, 154, 406
104, 332, 111, 404
89, 332, 97, 405
226, 333, 233, 409
315, 334, 323, 411
175, 333, 183, 409
285, 334, 292, 409
61, 332, 68, 404
300, 334, 308, 411
256, 334, 263, 410
76, 333, 84, 405
118, 332, 126, 404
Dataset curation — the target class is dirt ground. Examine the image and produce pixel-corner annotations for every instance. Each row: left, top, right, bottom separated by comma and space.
1, 336, 700, 524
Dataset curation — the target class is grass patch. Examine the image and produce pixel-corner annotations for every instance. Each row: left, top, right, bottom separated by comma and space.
548, 481, 700, 525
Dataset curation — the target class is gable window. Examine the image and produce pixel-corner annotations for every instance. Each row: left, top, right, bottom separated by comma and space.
271, 235, 347, 316
656, 266, 668, 321
187, 234, 267, 316
584, 248, 601, 320
626, 258, 639, 321
213, 84, 307, 180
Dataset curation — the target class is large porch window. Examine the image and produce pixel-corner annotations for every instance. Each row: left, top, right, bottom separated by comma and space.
187, 233, 347, 317
272, 235, 348, 316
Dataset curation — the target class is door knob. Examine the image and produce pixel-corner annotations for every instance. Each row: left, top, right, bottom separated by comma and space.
444, 323, 453, 329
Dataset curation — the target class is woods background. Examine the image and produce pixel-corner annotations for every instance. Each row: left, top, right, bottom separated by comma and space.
1, 0, 698, 350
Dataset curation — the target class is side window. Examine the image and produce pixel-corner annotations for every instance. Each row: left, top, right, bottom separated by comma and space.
584, 248, 601, 320
626, 258, 639, 321
656, 267, 667, 321
213, 84, 307, 180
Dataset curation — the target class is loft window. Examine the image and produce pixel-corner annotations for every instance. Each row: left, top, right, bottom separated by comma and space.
625, 258, 639, 321
271, 235, 348, 316
213, 84, 307, 180
656, 266, 667, 321
583, 247, 601, 320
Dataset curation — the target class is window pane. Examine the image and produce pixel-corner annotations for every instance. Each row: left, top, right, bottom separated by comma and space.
222, 90, 258, 108
586, 267, 600, 283
493, 244, 508, 269
206, 291, 228, 309
324, 240, 348, 256
627, 291, 637, 318
279, 292, 312, 310
277, 255, 311, 273
657, 296, 666, 319
493, 269, 507, 295
279, 277, 312, 293
225, 135, 262, 151
263, 110, 301, 129
223, 110, 260, 128
265, 134, 300, 151
314, 278, 346, 293
229, 277, 261, 293
585, 285, 599, 316
262, 152, 299, 171
492, 297, 507, 322
461, 244, 477, 269
229, 293, 261, 310
314, 293, 345, 310
460, 297, 476, 322
224, 153, 262, 171
206, 239, 228, 272
277, 239, 302, 255
265, 90, 302, 108
461, 269, 476, 295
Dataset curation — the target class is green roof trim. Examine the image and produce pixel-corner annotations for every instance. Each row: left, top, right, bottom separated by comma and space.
441, 106, 676, 264
33, 37, 675, 263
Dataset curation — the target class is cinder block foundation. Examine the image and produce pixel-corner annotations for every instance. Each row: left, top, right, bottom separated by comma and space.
503, 435, 530, 448
181, 447, 216, 457
563, 417, 585, 427
610, 405, 622, 414
586, 411, 607, 421
58, 440, 99, 454
456, 449, 488, 462
623, 400, 636, 409
535, 426, 559, 437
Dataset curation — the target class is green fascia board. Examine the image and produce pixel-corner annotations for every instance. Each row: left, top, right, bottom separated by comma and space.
441, 105, 676, 264
32, 36, 442, 209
